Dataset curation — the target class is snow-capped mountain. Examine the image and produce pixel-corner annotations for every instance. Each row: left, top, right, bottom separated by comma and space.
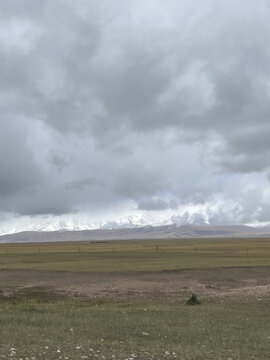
1, 211, 267, 237
100, 214, 156, 229
0, 214, 173, 235
16, 220, 96, 232
0, 223, 268, 244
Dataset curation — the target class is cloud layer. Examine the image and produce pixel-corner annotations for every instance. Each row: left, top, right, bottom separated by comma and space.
1, 0, 270, 231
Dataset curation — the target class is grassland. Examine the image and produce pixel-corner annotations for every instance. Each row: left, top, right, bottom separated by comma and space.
0, 238, 269, 359
0, 288, 269, 360
0, 238, 270, 272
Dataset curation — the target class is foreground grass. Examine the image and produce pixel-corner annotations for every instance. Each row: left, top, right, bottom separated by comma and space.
0, 238, 270, 272
0, 239, 269, 358
0, 288, 269, 360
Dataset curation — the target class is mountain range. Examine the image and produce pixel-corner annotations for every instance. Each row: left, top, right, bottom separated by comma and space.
0, 215, 161, 236
1, 224, 270, 243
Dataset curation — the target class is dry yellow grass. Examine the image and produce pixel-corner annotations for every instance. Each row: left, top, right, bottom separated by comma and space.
0, 238, 269, 272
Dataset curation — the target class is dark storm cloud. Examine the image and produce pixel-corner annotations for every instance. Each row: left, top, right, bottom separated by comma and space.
1, 0, 270, 225
0, 117, 41, 197
13, 187, 73, 216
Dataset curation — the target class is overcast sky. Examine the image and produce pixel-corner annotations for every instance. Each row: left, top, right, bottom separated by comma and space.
1, 0, 270, 232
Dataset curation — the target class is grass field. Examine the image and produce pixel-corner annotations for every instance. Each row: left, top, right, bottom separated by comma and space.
0, 238, 269, 359
0, 288, 269, 360
0, 238, 270, 272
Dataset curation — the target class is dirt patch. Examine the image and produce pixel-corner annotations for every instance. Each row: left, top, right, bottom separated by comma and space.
0, 266, 269, 300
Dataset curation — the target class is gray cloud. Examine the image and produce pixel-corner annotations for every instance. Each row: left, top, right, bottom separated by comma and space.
114, 167, 166, 198
0, 117, 41, 198
1, 0, 270, 227
49, 153, 71, 172
65, 177, 102, 191
137, 198, 178, 211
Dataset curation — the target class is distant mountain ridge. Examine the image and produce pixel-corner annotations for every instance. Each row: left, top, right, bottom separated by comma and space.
0, 224, 269, 243
0, 215, 163, 235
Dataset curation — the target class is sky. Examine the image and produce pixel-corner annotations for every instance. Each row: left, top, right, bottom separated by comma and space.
1, 0, 270, 233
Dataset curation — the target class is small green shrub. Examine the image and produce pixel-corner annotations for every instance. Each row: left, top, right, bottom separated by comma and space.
185, 293, 201, 305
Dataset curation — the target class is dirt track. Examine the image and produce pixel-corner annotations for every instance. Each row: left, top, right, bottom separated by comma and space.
0, 266, 269, 300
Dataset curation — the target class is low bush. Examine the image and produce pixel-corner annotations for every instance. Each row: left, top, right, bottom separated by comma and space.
185, 293, 201, 305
